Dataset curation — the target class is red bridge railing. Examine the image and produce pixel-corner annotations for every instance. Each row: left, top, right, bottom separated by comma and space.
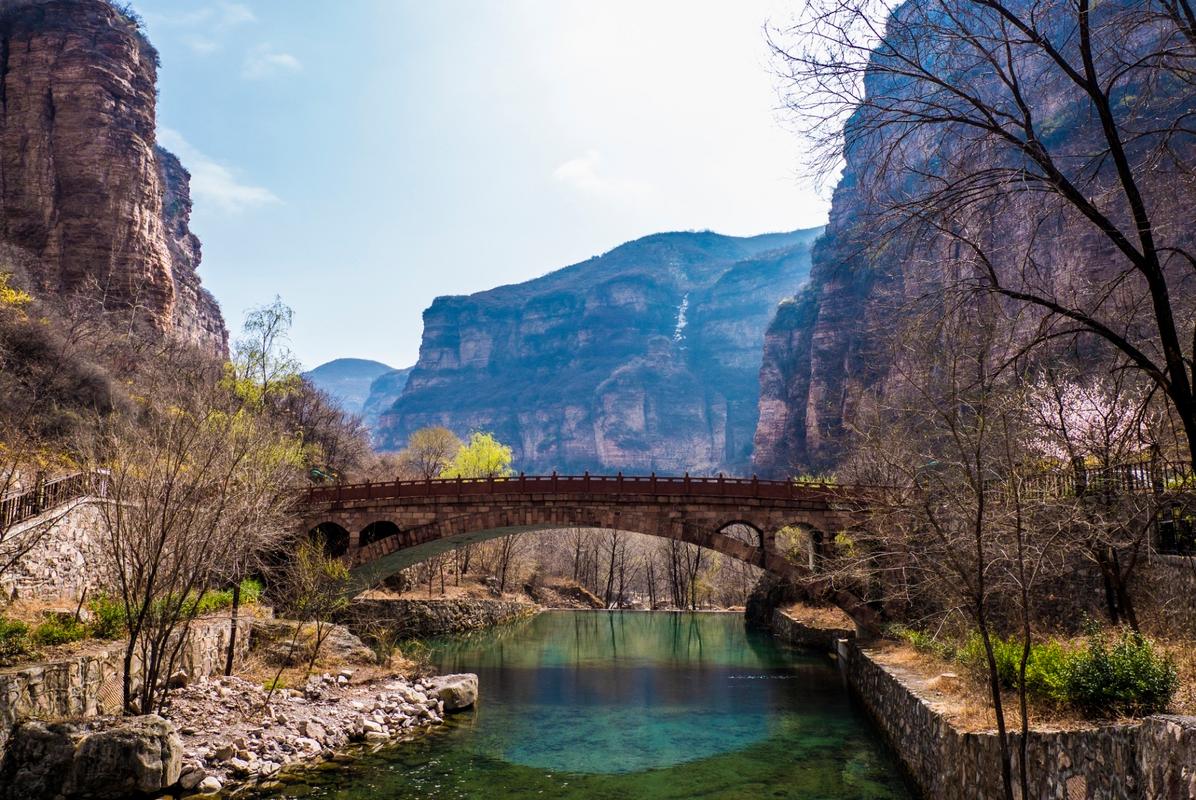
302, 473, 854, 505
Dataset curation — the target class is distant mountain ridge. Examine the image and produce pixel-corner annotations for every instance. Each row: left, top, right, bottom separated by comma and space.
374, 226, 823, 474
304, 358, 395, 416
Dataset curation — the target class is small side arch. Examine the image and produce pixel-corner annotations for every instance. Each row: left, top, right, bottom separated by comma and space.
309, 521, 351, 558
774, 523, 828, 572
360, 520, 401, 547
718, 520, 764, 549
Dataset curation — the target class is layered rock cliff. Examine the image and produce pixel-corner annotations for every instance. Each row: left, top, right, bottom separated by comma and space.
376, 228, 821, 474
750, 0, 1196, 477
360, 366, 411, 432
0, 0, 226, 354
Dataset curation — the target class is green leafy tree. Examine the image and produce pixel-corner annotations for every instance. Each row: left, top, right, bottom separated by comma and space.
439, 431, 514, 479
438, 431, 514, 583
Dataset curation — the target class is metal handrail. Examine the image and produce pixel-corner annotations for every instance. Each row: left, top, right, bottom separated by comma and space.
0, 470, 108, 530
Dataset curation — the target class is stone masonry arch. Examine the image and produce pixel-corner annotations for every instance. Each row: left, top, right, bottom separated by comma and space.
298, 474, 880, 630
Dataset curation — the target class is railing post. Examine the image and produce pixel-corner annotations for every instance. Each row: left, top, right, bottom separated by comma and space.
618, 471, 623, 491
752, 474, 759, 498
651, 471, 656, 492
520, 471, 525, 492
552, 470, 558, 492
584, 470, 590, 492
684, 472, 690, 495
1072, 456, 1087, 497
1149, 445, 1165, 494
33, 471, 45, 515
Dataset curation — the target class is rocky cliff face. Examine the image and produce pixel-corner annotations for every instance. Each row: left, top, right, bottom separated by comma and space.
750, 1, 1196, 477
0, 0, 226, 354
376, 228, 821, 474
360, 366, 412, 432
752, 205, 890, 476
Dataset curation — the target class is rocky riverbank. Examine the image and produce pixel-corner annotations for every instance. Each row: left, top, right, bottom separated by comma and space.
0, 669, 478, 799
165, 670, 477, 796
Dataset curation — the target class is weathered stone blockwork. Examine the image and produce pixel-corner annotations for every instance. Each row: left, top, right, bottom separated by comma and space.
346, 598, 539, 641
0, 613, 254, 751
1, 499, 108, 601
768, 608, 854, 652
771, 609, 1196, 799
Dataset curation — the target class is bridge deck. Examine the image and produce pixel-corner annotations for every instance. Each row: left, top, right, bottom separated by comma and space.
303, 474, 868, 505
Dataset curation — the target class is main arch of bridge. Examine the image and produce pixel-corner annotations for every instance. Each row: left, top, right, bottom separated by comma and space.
298, 474, 874, 622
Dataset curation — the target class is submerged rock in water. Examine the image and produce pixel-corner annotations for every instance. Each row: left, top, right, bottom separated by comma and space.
0, 713, 182, 800
427, 673, 479, 711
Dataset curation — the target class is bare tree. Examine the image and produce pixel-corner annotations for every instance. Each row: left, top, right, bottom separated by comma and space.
772, 0, 1196, 470
494, 534, 525, 594
0, 281, 114, 592
1024, 366, 1171, 628
261, 534, 353, 706
835, 293, 1069, 800
94, 343, 302, 714
398, 427, 463, 480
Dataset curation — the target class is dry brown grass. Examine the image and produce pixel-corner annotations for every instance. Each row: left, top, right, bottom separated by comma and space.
779, 600, 855, 630
2, 596, 87, 624
866, 640, 1094, 732
1161, 637, 1196, 715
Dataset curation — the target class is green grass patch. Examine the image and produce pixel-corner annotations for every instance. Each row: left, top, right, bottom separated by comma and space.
31, 614, 90, 647
0, 618, 34, 665
87, 578, 265, 641
889, 624, 956, 661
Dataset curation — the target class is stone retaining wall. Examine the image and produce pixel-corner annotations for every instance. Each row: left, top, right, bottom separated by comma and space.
0, 613, 254, 751
1, 499, 108, 602
1140, 554, 1196, 637
771, 609, 1196, 799
345, 598, 539, 640
769, 610, 854, 652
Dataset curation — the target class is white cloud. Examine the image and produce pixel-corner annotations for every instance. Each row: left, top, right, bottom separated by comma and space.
243, 43, 302, 79
145, 3, 255, 54
182, 35, 220, 55
552, 150, 652, 202
146, 2, 255, 30
214, 2, 255, 27
157, 127, 280, 214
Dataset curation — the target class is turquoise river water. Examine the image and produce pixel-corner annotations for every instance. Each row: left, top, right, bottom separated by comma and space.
249, 611, 913, 799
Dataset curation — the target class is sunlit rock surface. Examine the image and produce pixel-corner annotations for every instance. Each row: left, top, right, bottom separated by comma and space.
378, 227, 822, 474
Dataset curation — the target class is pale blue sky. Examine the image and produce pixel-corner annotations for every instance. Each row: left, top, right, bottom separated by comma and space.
133, 0, 831, 369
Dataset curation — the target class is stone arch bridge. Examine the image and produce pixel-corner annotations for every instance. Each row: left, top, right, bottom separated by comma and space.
299, 473, 879, 628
